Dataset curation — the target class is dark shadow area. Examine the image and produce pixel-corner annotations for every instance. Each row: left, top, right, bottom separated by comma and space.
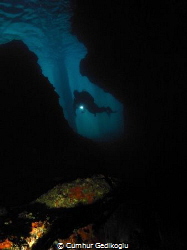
0, 40, 69, 204
0, 40, 109, 207
71, 1, 186, 248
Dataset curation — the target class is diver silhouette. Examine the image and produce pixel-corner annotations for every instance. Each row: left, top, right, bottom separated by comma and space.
73, 90, 116, 117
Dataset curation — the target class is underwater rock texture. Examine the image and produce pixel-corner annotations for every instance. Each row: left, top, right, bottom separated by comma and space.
0, 175, 116, 250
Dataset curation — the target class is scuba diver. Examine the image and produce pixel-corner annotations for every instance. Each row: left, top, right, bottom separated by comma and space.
73, 90, 117, 117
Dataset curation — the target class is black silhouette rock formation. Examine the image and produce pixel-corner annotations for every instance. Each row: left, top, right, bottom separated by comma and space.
71, 0, 186, 190
0, 40, 71, 203
0, 40, 104, 206
71, 2, 186, 248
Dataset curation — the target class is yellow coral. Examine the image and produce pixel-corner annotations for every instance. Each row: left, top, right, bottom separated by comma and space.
25, 220, 50, 248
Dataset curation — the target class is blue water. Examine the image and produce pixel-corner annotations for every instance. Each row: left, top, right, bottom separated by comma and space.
0, 0, 124, 141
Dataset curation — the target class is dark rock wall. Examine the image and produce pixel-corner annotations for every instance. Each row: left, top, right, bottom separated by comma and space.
0, 41, 66, 202
0, 40, 103, 205
70, 2, 186, 246
71, 0, 186, 186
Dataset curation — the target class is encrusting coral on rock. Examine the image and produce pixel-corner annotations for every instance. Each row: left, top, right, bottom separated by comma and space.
0, 175, 118, 250
35, 175, 112, 208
